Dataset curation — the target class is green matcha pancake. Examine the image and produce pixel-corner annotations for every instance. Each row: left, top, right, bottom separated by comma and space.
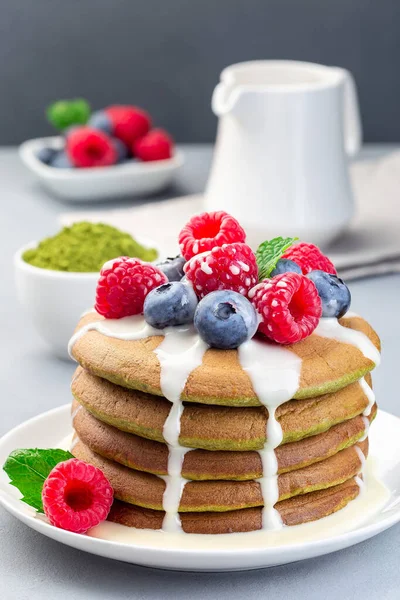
72, 400, 375, 480
70, 312, 380, 406
108, 477, 361, 533
72, 368, 374, 451
72, 438, 367, 511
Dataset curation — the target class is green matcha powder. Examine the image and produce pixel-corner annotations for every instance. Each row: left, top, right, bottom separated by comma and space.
23, 222, 158, 272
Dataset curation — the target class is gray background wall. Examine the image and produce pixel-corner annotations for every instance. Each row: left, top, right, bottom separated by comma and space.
0, 0, 399, 144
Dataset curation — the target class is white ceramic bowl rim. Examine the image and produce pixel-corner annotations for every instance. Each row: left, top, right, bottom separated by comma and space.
15, 236, 162, 279
15, 243, 101, 279
19, 137, 184, 180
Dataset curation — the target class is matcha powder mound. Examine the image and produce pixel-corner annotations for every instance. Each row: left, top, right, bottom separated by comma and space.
23, 222, 158, 272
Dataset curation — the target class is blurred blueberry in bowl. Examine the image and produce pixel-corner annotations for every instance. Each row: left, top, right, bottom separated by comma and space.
112, 138, 130, 162
36, 147, 58, 165
88, 110, 113, 135
51, 151, 73, 169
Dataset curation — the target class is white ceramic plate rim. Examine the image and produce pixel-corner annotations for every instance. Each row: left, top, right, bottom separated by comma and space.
19, 136, 184, 180
1, 406, 399, 571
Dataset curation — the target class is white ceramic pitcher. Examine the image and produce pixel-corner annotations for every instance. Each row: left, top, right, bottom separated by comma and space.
205, 60, 362, 248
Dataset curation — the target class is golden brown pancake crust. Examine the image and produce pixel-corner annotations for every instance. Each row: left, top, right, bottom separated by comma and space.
72, 438, 367, 511
72, 368, 374, 450
108, 477, 361, 533
72, 400, 375, 480
70, 313, 380, 406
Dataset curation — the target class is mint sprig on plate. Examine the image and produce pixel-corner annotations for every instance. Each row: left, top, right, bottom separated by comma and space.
256, 236, 298, 281
3, 448, 73, 512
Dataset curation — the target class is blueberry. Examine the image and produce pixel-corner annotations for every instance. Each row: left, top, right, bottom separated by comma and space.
194, 290, 258, 349
50, 151, 73, 168
156, 255, 186, 281
307, 270, 351, 318
112, 138, 130, 162
36, 147, 58, 165
88, 110, 113, 134
144, 281, 198, 329
270, 259, 301, 277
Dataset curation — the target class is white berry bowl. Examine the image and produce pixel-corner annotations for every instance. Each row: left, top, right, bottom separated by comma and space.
19, 136, 184, 202
14, 236, 162, 360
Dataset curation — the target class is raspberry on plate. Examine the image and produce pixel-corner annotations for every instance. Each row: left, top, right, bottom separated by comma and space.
42, 458, 113, 534
282, 242, 337, 275
133, 129, 174, 162
250, 272, 322, 344
106, 105, 151, 146
95, 257, 167, 319
184, 242, 258, 299
179, 211, 246, 260
66, 127, 117, 168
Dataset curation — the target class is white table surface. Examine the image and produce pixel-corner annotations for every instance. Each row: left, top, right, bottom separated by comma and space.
0, 144, 399, 600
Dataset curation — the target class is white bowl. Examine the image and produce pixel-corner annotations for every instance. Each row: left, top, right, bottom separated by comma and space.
19, 136, 184, 202
14, 238, 162, 360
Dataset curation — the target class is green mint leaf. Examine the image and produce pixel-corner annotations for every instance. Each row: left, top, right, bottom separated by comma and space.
46, 98, 91, 130
256, 236, 298, 280
3, 448, 73, 513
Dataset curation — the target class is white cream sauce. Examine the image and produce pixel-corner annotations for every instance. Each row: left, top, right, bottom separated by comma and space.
358, 376, 376, 442
314, 317, 381, 366
155, 326, 208, 532
238, 338, 301, 530
359, 376, 376, 418
88, 459, 389, 549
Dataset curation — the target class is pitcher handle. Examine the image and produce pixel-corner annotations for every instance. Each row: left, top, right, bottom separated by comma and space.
212, 82, 239, 117
335, 68, 363, 157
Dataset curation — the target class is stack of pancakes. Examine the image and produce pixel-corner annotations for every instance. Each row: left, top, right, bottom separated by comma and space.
70, 311, 380, 534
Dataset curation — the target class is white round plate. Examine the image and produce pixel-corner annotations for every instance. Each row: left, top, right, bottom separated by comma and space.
19, 137, 184, 202
1, 406, 399, 571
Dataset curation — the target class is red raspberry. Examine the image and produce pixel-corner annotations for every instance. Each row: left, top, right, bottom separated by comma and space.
106, 105, 151, 146
250, 273, 322, 344
133, 129, 174, 162
66, 127, 117, 168
42, 458, 113, 534
282, 242, 337, 275
184, 243, 258, 298
95, 257, 167, 319
179, 211, 246, 261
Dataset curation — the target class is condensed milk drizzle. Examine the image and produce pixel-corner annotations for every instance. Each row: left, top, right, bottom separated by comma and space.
68, 315, 161, 357
359, 377, 375, 442
314, 317, 381, 366
154, 326, 208, 532
238, 338, 301, 530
